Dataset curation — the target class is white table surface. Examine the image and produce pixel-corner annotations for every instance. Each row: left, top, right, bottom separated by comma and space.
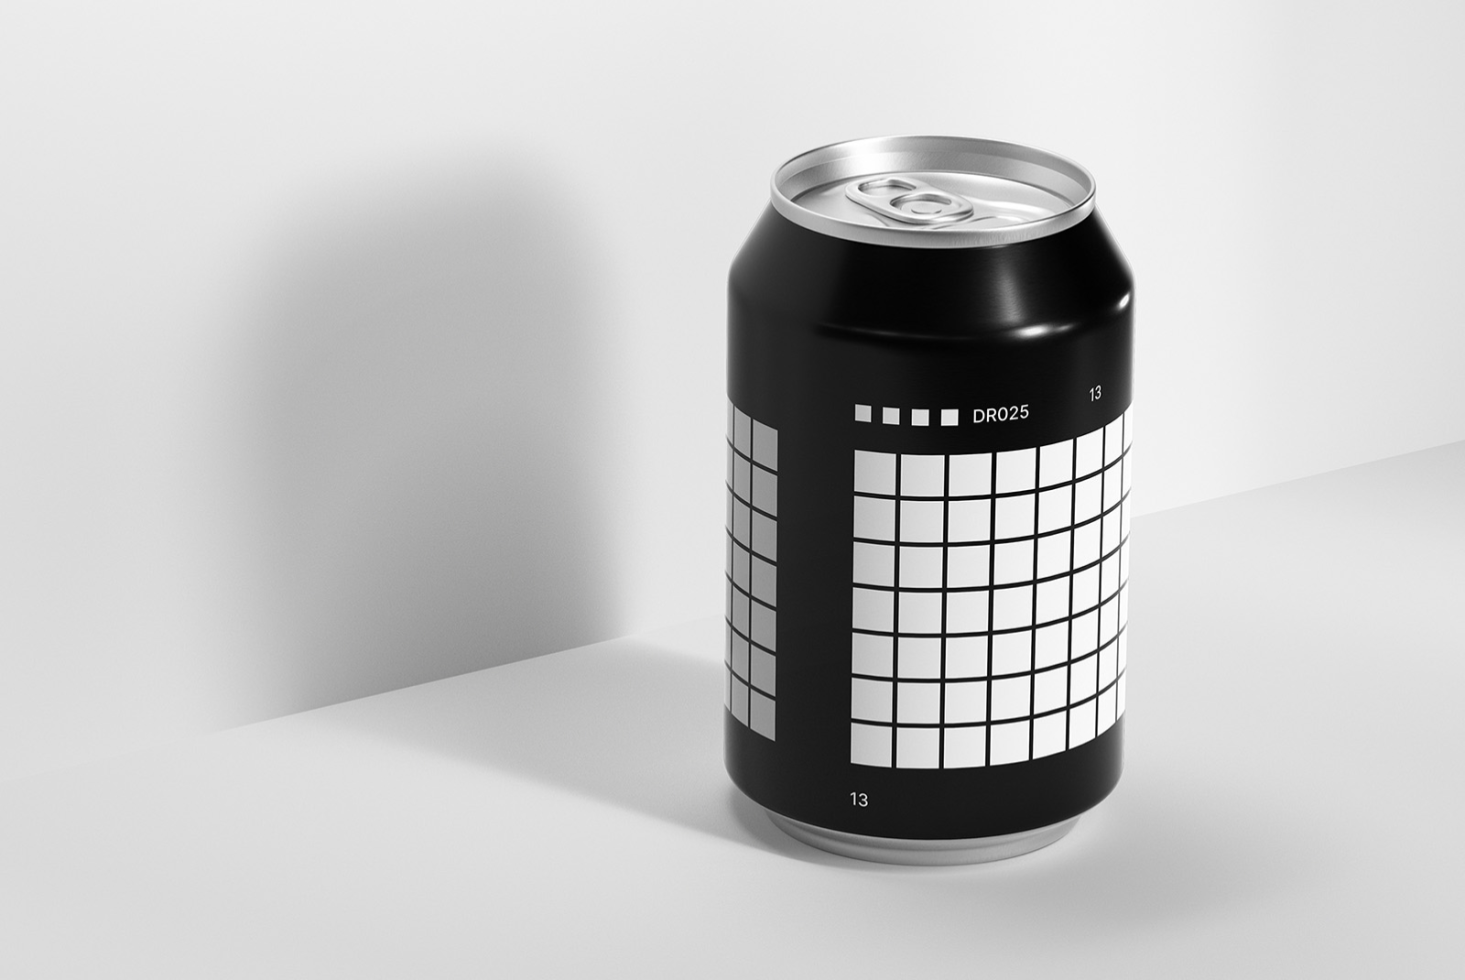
2, 442, 1462, 978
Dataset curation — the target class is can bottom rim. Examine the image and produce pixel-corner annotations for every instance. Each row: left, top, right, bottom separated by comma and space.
765, 811, 1080, 866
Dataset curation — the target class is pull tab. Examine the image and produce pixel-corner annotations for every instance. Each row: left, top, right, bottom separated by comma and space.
844, 176, 975, 226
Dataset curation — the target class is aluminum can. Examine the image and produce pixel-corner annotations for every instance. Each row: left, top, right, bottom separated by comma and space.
723, 136, 1133, 863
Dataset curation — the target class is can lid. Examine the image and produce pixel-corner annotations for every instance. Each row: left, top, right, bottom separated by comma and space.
771, 136, 1096, 248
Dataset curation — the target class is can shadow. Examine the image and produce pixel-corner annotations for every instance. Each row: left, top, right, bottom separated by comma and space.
239, 158, 624, 714
324, 629, 746, 842
321, 618, 1312, 932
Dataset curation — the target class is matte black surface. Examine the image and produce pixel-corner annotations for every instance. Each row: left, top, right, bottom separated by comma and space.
726, 207, 1133, 840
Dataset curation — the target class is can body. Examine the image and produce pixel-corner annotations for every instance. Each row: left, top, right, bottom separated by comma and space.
723, 138, 1133, 857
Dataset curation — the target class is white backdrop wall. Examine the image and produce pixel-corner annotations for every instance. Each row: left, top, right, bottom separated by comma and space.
3, 0, 1461, 781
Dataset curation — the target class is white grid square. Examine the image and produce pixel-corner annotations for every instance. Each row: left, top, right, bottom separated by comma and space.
944, 635, 988, 677
1099, 596, 1119, 645
946, 499, 991, 542
1036, 531, 1072, 577
734, 409, 751, 455
1037, 485, 1072, 533
882, 407, 900, 425
730, 632, 749, 680
750, 602, 775, 651
852, 633, 893, 676
733, 453, 750, 501
752, 421, 778, 470
1035, 577, 1070, 624
992, 539, 1035, 585
751, 647, 776, 696
1071, 609, 1099, 655
1074, 474, 1102, 523
898, 591, 943, 634
899, 500, 945, 542
731, 675, 750, 723
897, 637, 941, 678
1034, 622, 1069, 668
1123, 453, 1133, 496
984, 679, 1031, 726
1032, 712, 1067, 759
751, 556, 776, 605
1039, 440, 1074, 487
944, 680, 987, 723
994, 493, 1036, 539
948, 454, 992, 496
1123, 407, 1134, 449
854, 451, 896, 495
989, 720, 1031, 765
751, 512, 777, 561
898, 546, 944, 588
991, 585, 1034, 629
851, 723, 891, 766
749, 690, 775, 739
852, 542, 894, 585
943, 726, 986, 768
946, 544, 990, 587
753, 467, 777, 516
1103, 509, 1123, 557
1072, 520, 1101, 568
1098, 639, 1117, 690
1071, 565, 1099, 614
896, 727, 939, 768
991, 630, 1032, 674
945, 590, 989, 633
851, 588, 894, 632
911, 409, 930, 427
731, 589, 749, 635
900, 454, 945, 497
855, 403, 872, 423
1117, 672, 1127, 717
853, 496, 896, 541
1069, 700, 1096, 747
940, 409, 959, 426
732, 499, 751, 547
995, 448, 1037, 492
1103, 461, 1122, 511
1070, 652, 1098, 701
851, 678, 893, 722
896, 682, 941, 723
1033, 665, 1068, 713
731, 542, 750, 591
1075, 429, 1103, 476
1101, 553, 1120, 599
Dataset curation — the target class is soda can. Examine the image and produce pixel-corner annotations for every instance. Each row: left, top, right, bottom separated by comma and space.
723, 136, 1133, 864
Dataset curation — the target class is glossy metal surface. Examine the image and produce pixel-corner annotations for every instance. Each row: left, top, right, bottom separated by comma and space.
772, 135, 1096, 249
766, 811, 1080, 865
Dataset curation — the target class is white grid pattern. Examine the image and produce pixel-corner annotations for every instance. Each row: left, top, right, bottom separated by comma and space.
849, 408, 1133, 768
726, 400, 778, 740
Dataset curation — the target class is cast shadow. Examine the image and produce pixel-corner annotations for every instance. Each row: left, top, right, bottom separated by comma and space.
328, 621, 1313, 933
242, 158, 623, 713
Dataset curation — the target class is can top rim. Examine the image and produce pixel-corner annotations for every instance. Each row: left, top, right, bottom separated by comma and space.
770, 136, 1096, 249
